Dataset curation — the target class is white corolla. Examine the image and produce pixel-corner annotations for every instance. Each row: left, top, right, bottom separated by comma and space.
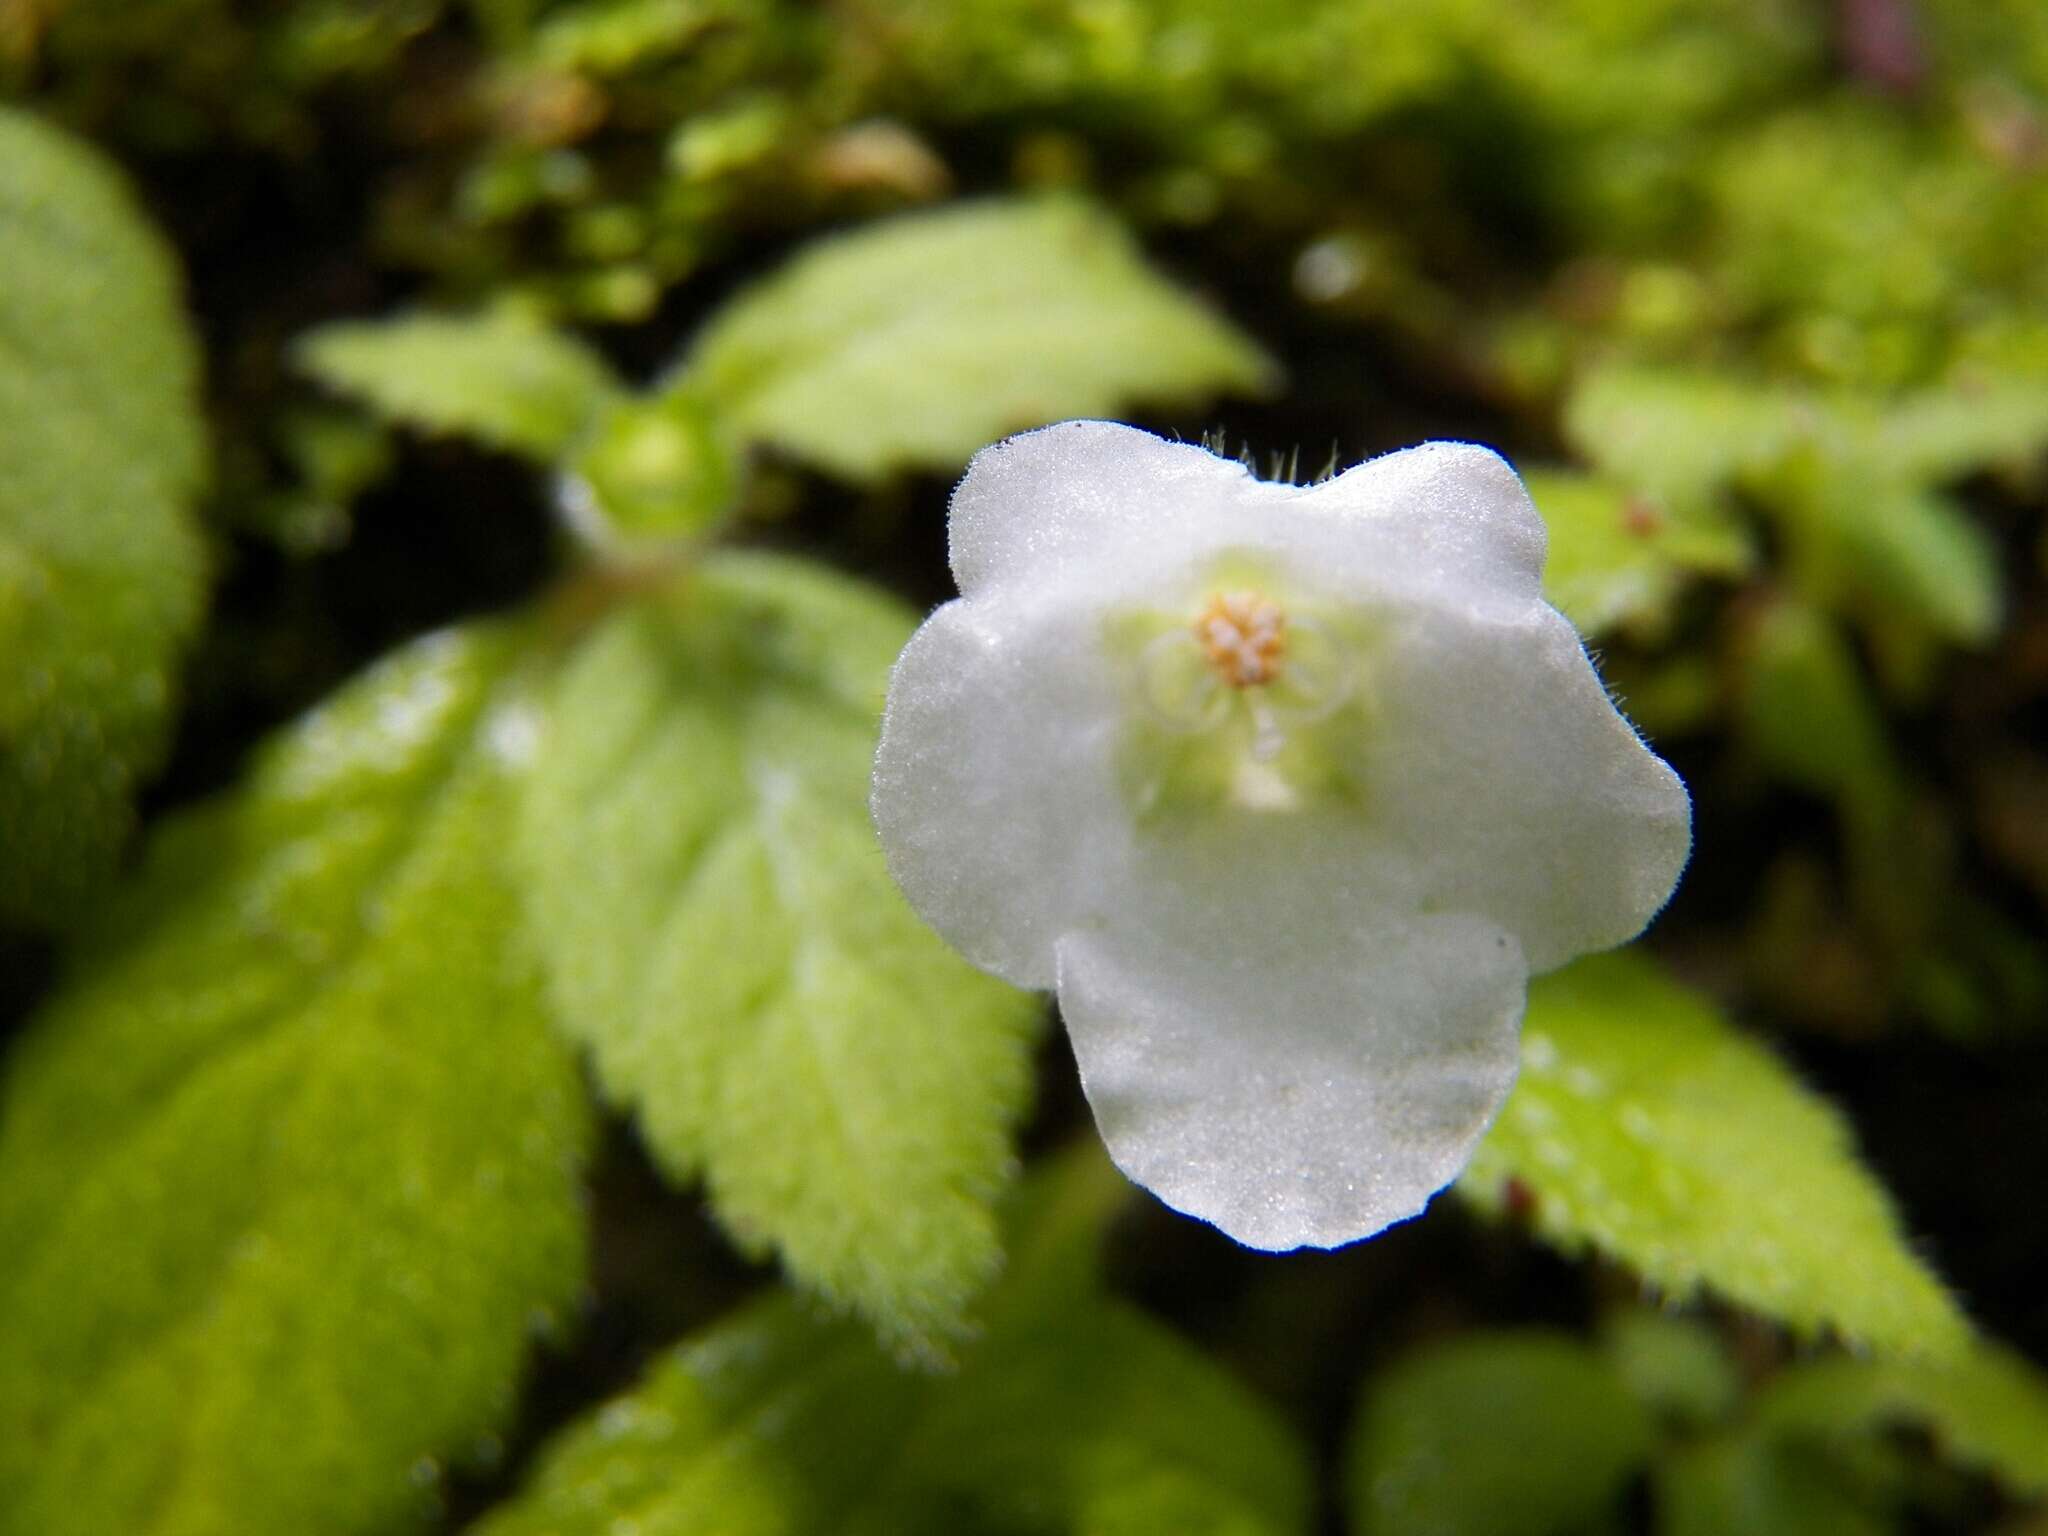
872, 421, 1690, 1250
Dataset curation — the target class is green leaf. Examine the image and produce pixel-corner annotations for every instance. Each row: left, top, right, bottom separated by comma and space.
296, 306, 625, 458
1459, 952, 1968, 1356
0, 105, 209, 922
1882, 374, 2048, 484
1738, 599, 1903, 838
1600, 1311, 1743, 1429
684, 196, 1278, 480
468, 1144, 1311, 1536
1759, 450, 2001, 648
1657, 1431, 1892, 1536
0, 626, 593, 1536
1565, 363, 2009, 648
1346, 1330, 1653, 1536
1755, 1341, 2048, 1498
1523, 468, 1749, 638
515, 551, 1040, 1357
557, 388, 743, 551
1562, 364, 1795, 517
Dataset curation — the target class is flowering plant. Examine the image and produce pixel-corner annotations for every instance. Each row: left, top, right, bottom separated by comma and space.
873, 421, 1691, 1249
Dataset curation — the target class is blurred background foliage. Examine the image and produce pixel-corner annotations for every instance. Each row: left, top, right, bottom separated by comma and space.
3, 0, 2047, 1533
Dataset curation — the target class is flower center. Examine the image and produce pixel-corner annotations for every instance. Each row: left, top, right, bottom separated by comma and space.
1194, 590, 1287, 688
1123, 577, 1363, 815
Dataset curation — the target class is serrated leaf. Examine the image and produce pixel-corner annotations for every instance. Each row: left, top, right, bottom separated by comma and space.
297, 306, 625, 458
0, 105, 209, 921
1460, 952, 1968, 1356
469, 1144, 1310, 1536
684, 196, 1278, 480
1523, 468, 1750, 637
1755, 1342, 2048, 1498
1346, 1330, 1653, 1536
515, 551, 1040, 1357
0, 626, 592, 1536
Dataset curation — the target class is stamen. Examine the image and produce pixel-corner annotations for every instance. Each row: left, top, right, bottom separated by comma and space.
1195, 590, 1288, 689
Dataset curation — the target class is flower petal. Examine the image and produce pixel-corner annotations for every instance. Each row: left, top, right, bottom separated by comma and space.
948, 420, 1256, 599
1353, 599, 1691, 972
873, 599, 1118, 989
1055, 914, 1526, 1250
1294, 440, 1548, 602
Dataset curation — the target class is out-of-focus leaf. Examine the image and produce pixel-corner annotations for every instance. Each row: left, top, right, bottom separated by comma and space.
1705, 103, 2028, 360
532, 0, 725, 73
1658, 1431, 1892, 1536
515, 552, 1040, 1357
556, 388, 743, 550
1738, 598, 1903, 838
0, 627, 592, 1536
469, 1144, 1311, 1536
0, 105, 208, 921
1762, 452, 2001, 648
1601, 1311, 1743, 1428
1523, 468, 1749, 637
1566, 362, 2021, 649
297, 306, 624, 458
1460, 952, 1969, 1356
684, 196, 1278, 480
1346, 1330, 1652, 1536
1883, 375, 2048, 484
256, 405, 394, 553
1563, 364, 1795, 516
1755, 1342, 2048, 1498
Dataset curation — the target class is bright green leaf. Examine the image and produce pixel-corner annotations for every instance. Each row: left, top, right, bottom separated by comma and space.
1563, 364, 1796, 517
296, 305, 625, 458
1460, 952, 1968, 1356
515, 551, 1041, 1357
0, 105, 209, 921
468, 1144, 1310, 1536
1523, 468, 1749, 637
0, 626, 592, 1536
1756, 1341, 2048, 1498
684, 196, 1279, 480
1346, 1330, 1652, 1536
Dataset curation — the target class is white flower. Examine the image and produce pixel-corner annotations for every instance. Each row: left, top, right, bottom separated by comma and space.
872, 421, 1690, 1250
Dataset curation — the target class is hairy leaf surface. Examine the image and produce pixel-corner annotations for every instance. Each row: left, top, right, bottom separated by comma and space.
0, 627, 591, 1536
1461, 952, 1967, 1355
516, 552, 1040, 1355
